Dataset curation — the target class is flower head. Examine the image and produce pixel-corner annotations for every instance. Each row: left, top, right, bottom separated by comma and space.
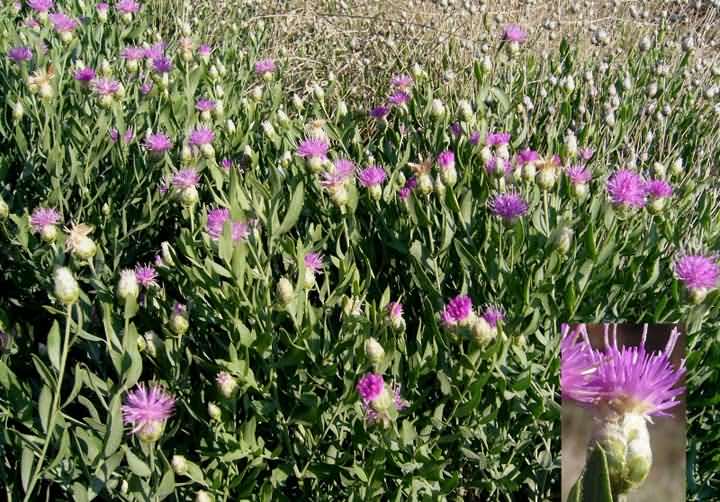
486, 132, 511, 146
91, 78, 121, 96
370, 105, 390, 120
121, 46, 146, 61
440, 294, 473, 328
673, 254, 720, 291
579, 147, 594, 160
388, 91, 410, 106
488, 191, 529, 221
503, 24, 527, 43
116, 0, 140, 13
195, 98, 216, 112
152, 56, 173, 74
517, 148, 540, 165
296, 138, 329, 159
304, 252, 324, 272
254, 58, 275, 75
8, 47, 32, 62
49, 12, 78, 33
188, 127, 214, 146
391, 74, 413, 90
198, 44, 212, 58
74, 67, 96, 82
135, 264, 158, 288
30, 207, 61, 232
560, 324, 602, 404
607, 169, 646, 208
437, 150, 455, 170
27, 0, 53, 12
356, 373, 384, 402
206, 208, 249, 242
321, 159, 355, 188
645, 179, 673, 199
144, 42, 165, 60
122, 383, 175, 441
358, 166, 386, 187
481, 304, 504, 327
566, 165, 592, 184
172, 169, 200, 189
144, 132, 172, 153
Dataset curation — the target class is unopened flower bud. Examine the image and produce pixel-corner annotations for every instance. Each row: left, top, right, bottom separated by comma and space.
417, 173, 434, 195
365, 337, 385, 367
12, 101, 24, 121
312, 83, 325, 100
670, 158, 683, 176
73, 236, 97, 260
554, 227, 574, 254
196, 490, 213, 502
536, 167, 557, 190
216, 371, 238, 399
564, 131, 578, 157
118, 269, 139, 303
303, 270, 316, 289
226, 119, 236, 134
170, 304, 189, 335
434, 174, 446, 197
480, 146, 493, 163
277, 277, 294, 305
207, 402, 221, 421
143, 331, 162, 357
172, 455, 188, 475
54, 267, 80, 305
430, 99, 445, 118
41, 224, 58, 243
471, 317, 496, 346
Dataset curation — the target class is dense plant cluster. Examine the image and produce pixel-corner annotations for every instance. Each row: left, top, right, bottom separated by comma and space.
0, 0, 719, 500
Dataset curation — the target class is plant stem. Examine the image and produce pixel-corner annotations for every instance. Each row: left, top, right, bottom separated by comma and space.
23, 304, 73, 502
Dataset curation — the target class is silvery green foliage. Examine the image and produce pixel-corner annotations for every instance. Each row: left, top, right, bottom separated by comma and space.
0, 1, 719, 500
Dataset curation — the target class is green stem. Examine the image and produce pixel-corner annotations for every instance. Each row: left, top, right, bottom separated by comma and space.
23, 304, 73, 502
446, 348, 483, 427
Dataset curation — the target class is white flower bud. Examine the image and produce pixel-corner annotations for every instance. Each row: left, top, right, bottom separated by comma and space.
364, 337, 385, 367
172, 455, 188, 475
54, 267, 80, 305
471, 317, 496, 346
277, 277, 294, 305
207, 402, 221, 421
118, 269, 139, 303
430, 99, 445, 118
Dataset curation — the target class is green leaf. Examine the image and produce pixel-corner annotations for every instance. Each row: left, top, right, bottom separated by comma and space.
38, 385, 53, 433
104, 393, 124, 458
125, 447, 151, 477
47, 321, 61, 371
157, 468, 176, 500
582, 446, 614, 502
21, 444, 34, 493
275, 182, 304, 235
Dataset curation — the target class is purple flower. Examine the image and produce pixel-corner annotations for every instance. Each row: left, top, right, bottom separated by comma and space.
206, 208, 250, 242
304, 252, 323, 272
488, 191, 529, 221
221, 158, 234, 172
116, 0, 140, 13
7, 47, 32, 62
398, 177, 417, 200
482, 305, 504, 327
566, 165, 592, 184
197, 44, 212, 58
122, 128, 135, 144
152, 56, 173, 74
607, 169, 646, 208
296, 138, 329, 159
144, 132, 172, 153
593, 325, 685, 417
503, 24, 527, 43
437, 150, 455, 170
388, 91, 410, 106
485, 157, 511, 176
469, 131, 481, 145
440, 294, 473, 328
387, 301, 404, 320
358, 166, 386, 187
195, 98, 216, 112
30, 207, 61, 232
91, 78, 121, 96
579, 147, 594, 160
96, 2, 109, 11
450, 122, 463, 137
254, 58, 275, 75
27, 0, 53, 12
140, 81, 153, 95
391, 74, 413, 90
356, 373, 384, 401
49, 12, 78, 33
321, 159, 355, 188
645, 179, 673, 199
188, 127, 214, 147
122, 383, 175, 440
370, 105, 390, 120
517, 148, 540, 165
560, 324, 602, 404
110, 128, 120, 142
486, 132, 511, 146
135, 264, 158, 288
144, 42, 165, 60
74, 67, 96, 82
25, 18, 40, 29
172, 169, 200, 189
121, 46, 146, 61
673, 254, 720, 291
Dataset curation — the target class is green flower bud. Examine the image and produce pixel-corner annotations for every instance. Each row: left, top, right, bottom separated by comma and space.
207, 402, 222, 421
471, 317, 496, 346
137, 419, 165, 442
118, 269, 139, 303
441, 166, 457, 186
417, 173, 434, 195
143, 331, 162, 358
54, 267, 80, 305
277, 277, 295, 306
554, 227, 574, 255
161, 242, 175, 267
73, 236, 97, 260
430, 99, 445, 118
251, 85, 263, 101
370, 387, 393, 413
216, 371, 238, 399
369, 184, 382, 201
364, 337, 385, 367
571, 182, 589, 200
180, 186, 199, 207
170, 305, 189, 335
689, 287, 708, 304
303, 269, 316, 289
172, 455, 188, 475
536, 167, 558, 190
40, 223, 57, 242
12, 101, 24, 121
480, 146, 493, 163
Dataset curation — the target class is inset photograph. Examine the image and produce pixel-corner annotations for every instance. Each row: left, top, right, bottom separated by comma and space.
561, 324, 686, 502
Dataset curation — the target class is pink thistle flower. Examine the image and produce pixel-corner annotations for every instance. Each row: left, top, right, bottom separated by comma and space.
121, 46, 146, 61
135, 264, 158, 288
517, 148, 540, 165
358, 166, 386, 187
607, 169, 646, 208
144, 132, 172, 153
387, 301, 403, 319
74, 67, 96, 82
188, 127, 214, 146
296, 138, 329, 159
566, 165, 592, 185
578, 147, 594, 160
152, 56, 173, 74
469, 131, 481, 145
49, 12, 78, 33
172, 169, 200, 189
206, 208, 249, 242
144, 42, 165, 60
486, 132, 511, 146
482, 305, 505, 327
645, 179, 673, 199
254, 58, 275, 75
321, 159, 355, 188
197, 44, 212, 58
195, 98, 216, 112
30, 207, 61, 232
27, 0, 53, 12
503, 24, 527, 43
485, 157, 511, 176
450, 122, 463, 137
221, 158, 234, 172
304, 252, 323, 272
437, 150, 455, 170
673, 254, 720, 291
91, 78, 121, 96
116, 0, 140, 13
140, 81, 153, 95
96, 2, 109, 11
488, 191, 529, 222
391, 74, 413, 90
356, 373, 385, 402
122, 383, 175, 441
398, 177, 417, 200
370, 105, 390, 120
560, 324, 602, 404
440, 294, 473, 328
7, 47, 32, 62
388, 91, 410, 106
